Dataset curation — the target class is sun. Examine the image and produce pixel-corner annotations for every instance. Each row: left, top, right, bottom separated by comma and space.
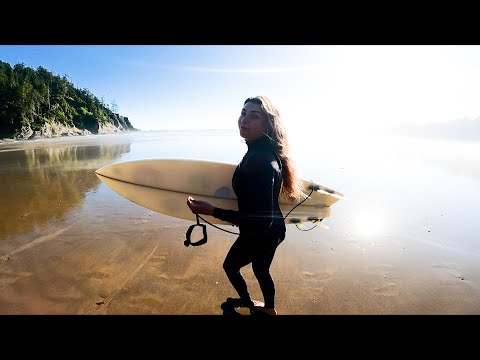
352, 207, 388, 237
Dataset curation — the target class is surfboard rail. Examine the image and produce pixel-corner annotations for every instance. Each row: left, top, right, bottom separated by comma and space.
95, 159, 344, 227
95, 159, 345, 207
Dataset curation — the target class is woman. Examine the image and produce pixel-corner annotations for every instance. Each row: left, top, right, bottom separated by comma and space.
187, 95, 304, 315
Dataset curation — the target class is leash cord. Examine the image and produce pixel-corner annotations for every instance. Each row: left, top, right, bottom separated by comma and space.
194, 183, 317, 235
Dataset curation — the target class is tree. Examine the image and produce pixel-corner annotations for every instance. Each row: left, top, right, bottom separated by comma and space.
110, 99, 119, 114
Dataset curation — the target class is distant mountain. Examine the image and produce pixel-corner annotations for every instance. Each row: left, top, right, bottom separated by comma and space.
0, 61, 138, 141
396, 117, 480, 142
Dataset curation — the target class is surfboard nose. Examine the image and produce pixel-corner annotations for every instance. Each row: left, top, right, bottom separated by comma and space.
95, 164, 112, 177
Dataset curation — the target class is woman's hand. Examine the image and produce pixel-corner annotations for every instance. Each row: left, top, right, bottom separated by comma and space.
186, 196, 215, 216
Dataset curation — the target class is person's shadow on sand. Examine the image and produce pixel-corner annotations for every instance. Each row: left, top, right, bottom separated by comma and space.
221, 301, 244, 315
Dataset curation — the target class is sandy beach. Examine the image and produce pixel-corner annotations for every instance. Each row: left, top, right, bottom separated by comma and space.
1, 131, 479, 315
1, 211, 478, 315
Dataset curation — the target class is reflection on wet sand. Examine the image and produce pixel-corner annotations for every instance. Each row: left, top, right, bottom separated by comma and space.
1, 132, 480, 315
0, 142, 131, 241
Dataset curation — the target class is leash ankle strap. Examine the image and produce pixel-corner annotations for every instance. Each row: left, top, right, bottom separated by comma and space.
184, 214, 208, 247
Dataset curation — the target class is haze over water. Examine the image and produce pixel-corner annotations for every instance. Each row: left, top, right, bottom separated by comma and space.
1, 130, 479, 314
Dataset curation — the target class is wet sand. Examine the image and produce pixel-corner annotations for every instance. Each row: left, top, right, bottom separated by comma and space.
1, 132, 480, 315
1, 207, 479, 315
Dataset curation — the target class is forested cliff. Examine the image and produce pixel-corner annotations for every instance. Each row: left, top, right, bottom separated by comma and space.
0, 61, 137, 140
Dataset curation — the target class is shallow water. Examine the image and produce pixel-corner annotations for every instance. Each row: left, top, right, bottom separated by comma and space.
1, 130, 479, 314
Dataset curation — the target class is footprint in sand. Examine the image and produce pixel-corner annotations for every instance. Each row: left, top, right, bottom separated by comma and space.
366, 264, 395, 273
301, 270, 335, 281
0, 271, 32, 290
373, 282, 398, 296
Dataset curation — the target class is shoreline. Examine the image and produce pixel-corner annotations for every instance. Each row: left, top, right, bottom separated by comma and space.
1, 129, 140, 144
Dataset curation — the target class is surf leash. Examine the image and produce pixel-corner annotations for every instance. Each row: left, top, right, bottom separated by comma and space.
185, 182, 323, 245
282, 183, 321, 231
184, 214, 208, 247
184, 213, 242, 246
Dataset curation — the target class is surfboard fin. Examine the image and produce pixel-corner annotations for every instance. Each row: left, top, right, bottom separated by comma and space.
308, 184, 321, 191
290, 217, 328, 231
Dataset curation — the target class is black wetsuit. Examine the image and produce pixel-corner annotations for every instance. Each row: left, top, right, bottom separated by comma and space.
213, 135, 286, 309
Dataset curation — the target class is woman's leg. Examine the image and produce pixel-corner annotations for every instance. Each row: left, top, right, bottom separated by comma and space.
251, 246, 277, 309
251, 235, 284, 310
223, 236, 255, 306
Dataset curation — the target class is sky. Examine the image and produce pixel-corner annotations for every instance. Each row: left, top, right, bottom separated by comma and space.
1, 45, 480, 139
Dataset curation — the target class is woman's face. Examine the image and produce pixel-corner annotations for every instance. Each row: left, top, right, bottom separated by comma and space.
238, 101, 268, 141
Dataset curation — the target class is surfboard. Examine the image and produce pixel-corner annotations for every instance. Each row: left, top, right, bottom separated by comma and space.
95, 159, 344, 227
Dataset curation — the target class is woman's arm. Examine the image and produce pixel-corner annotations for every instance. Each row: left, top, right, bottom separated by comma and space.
187, 153, 280, 231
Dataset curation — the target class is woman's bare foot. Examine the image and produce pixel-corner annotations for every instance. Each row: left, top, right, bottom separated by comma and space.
226, 297, 264, 308
252, 306, 277, 315
252, 300, 265, 307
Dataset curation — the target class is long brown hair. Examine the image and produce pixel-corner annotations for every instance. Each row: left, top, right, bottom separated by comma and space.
244, 96, 305, 201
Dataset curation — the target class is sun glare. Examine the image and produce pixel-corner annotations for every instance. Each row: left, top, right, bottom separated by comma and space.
352, 207, 389, 237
